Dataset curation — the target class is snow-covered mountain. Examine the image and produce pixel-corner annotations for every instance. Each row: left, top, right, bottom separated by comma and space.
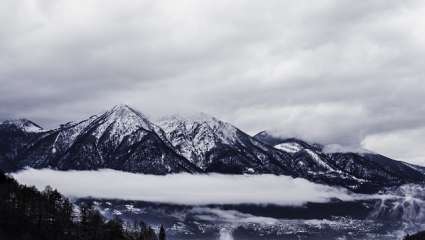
3, 105, 198, 174
1, 119, 44, 132
0, 119, 44, 171
254, 131, 425, 192
157, 113, 294, 174
1, 105, 424, 193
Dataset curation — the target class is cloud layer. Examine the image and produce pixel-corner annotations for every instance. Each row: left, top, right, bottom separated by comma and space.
12, 168, 354, 206
1, 1, 424, 164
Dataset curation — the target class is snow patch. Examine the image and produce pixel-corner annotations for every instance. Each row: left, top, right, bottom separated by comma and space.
305, 149, 336, 171
2, 119, 43, 132
274, 142, 303, 153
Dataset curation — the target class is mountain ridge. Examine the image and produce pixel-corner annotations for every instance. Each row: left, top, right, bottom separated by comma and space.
253, 131, 425, 191
3, 105, 199, 174
157, 113, 295, 174
1, 104, 424, 193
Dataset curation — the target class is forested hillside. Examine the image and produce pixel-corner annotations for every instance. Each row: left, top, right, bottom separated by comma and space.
404, 231, 425, 240
0, 171, 165, 240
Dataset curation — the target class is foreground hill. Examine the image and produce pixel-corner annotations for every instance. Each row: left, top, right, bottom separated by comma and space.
0, 171, 162, 240
1, 104, 424, 193
404, 230, 425, 240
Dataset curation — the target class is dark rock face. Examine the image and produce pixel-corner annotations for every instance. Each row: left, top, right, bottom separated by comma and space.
0, 123, 42, 172
1, 105, 424, 193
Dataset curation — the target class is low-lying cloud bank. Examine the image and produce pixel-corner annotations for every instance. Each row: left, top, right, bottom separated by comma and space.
11, 168, 359, 206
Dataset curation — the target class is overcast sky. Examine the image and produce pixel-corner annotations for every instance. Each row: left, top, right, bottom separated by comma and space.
1, 0, 424, 165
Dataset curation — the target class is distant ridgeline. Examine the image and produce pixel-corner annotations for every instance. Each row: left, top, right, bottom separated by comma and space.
0, 171, 166, 240
1, 104, 425, 193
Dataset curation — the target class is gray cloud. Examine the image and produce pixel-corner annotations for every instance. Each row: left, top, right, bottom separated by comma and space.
362, 127, 425, 166
1, 1, 424, 164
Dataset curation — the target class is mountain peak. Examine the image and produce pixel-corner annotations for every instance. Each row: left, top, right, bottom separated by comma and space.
109, 104, 143, 115
157, 113, 242, 169
159, 112, 238, 140
104, 104, 150, 123
111, 103, 131, 110
163, 112, 219, 124
1, 118, 43, 132
90, 104, 154, 140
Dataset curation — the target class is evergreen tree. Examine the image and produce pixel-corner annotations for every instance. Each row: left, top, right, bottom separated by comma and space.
0, 171, 163, 240
159, 225, 166, 240
404, 230, 425, 240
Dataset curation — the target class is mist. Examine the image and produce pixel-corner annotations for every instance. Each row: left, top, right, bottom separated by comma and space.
12, 168, 356, 206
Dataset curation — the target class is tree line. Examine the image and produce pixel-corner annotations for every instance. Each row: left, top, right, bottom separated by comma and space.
0, 171, 166, 240
404, 230, 425, 240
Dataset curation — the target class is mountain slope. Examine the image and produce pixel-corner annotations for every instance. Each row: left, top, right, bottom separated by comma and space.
157, 116, 394, 192
157, 114, 295, 174
254, 131, 425, 192
0, 120, 44, 171
12, 105, 200, 174
1, 119, 44, 133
